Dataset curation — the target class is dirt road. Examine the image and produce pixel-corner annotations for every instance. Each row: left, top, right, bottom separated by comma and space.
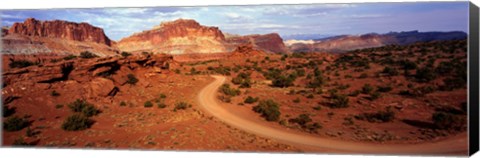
197, 75, 468, 155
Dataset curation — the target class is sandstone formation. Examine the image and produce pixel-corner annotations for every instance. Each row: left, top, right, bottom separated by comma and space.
226, 33, 288, 54
117, 19, 227, 54
2, 18, 117, 56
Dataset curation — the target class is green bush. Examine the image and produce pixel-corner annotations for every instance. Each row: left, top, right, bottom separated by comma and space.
253, 99, 281, 121
157, 103, 167, 108
126, 74, 139, 85
61, 114, 94, 131
330, 93, 349, 108
361, 84, 374, 94
289, 114, 312, 126
63, 55, 77, 60
121, 52, 132, 58
220, 84, 241, 96
381, 66, 399, 76
68, 99, 99, 117
232, 72, 252, 88
144, 101, 153, 108
174, 102, 191, 111
415, 67, 437, 82
3, 116, 29, 131
119, 101, 127, 106
244, 96, 259, 104
79, 51, 98, 59
9, 59, 36, 68
51, 90, 60, 97
272, 75, 295, 88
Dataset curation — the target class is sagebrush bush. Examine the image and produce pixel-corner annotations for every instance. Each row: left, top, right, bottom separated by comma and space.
244, 96, 259, 104
220, 84, 241, 96
61, 114, 94, 131
355, 107, 395, 123
3, 116, 29, 131
144, 101, 153, 108
68, 99, 100, 117
126, 74, 139, 85
329, 93, 349, 108
79, 51, 98, 59
253, 99, 281, 121
174, 102, 191, 111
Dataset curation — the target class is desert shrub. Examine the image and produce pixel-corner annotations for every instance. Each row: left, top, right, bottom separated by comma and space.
63, 55, 77, 60
304, 122, 322, 132
189, 67, 200, 75
3, 116, 29, 131
3, 105, 16, 117
272, 74, 295, 88
220, 84, 241, 96
369, 91, 381, 100
244, 96, 259, 104
119, 101, 127, 107
81, 104, 100, 117
9, 59, 36, 68
381, 66, 399, 76
121, 52, 132, 58
68, 99, 99, 116
253, 99, 281, 121
55, 104, 64, 109
51, 90, 60, 97
361, 84, 374, 94
218, 95, 232, 103
174, 102, 191, 111
232, 72, 252, 88
61, 114, 94, 131
348, 90, 361, 97
313, 106, 322, 110
377, 85, 393, 92
157, 103, 167, 108
400, 59, 417, 70
144, 101, 153, 108
289, 114, 312, 126
126, 74, 139, 85
343, 117, 354, 126
79, 51, 98, 59
440, 77, 466, 91
355, 107, 395, 123
307, 68, 326, 90
432, 112, 466, 130
415, 67, 437, 82
12, 137, 30, 146
159, 93, 167, 99
329, 93, 349, 108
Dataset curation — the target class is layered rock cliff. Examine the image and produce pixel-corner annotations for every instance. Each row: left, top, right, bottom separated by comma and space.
226, 33, 288, 54
117, 19, 227, 54
2, 18, 117, 56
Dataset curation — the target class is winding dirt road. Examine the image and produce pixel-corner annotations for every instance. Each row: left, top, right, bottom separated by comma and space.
197, 75, 468, 155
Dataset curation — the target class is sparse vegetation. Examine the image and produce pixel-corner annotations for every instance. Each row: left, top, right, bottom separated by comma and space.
3, 116, 29, 131
253, 99, 281, 121
220, 84, 241, 96
232, 72, 252, 88
144, 101, 153, 108
9, 59, 37, 68
244, 96, 259, 104
361, 84, 374, 94
126, 74, 139, 85
120, 101, 127, 107
63, 55, 77, 60
355, 107, 395, 123
79, 51, 98, 59
329, 93, 349, 108
61, 114, 94, 131
3, 105, 16, 117
51, 90, 60, 97
67, 99, 100, 117
121, 51, 132, 58
174, 102, 191, 112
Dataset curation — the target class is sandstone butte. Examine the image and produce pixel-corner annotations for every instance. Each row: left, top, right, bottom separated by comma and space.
117, 18, 288, 54
2, 18, 117, 56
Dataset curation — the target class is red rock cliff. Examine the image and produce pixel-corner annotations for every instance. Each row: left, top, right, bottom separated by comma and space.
8, 18, 112, 46
117, 19, 227, 54
226, 33, 288, 54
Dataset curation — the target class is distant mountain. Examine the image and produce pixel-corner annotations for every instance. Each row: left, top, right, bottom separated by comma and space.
281, 33, 333, 40
288, 30, 467, 53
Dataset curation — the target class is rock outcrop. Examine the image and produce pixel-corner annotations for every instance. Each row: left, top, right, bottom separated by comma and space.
2, 18, 117, 56
8, 18, 111, 46
226, 33, 288, 54
117, 19, 227, 54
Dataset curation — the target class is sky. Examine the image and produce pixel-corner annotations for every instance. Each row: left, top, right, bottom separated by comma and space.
0, 2, 469, 41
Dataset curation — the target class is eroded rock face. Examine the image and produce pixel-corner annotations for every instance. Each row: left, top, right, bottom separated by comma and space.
2, 18, 117, 56
117, 19, 227, 54
226, 33, 288, 54
9, 18, 111, 46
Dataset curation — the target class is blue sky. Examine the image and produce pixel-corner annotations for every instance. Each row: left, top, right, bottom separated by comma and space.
0, 2, 469, 41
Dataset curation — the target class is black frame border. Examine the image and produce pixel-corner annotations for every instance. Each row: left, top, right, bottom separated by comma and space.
469, 1, 479, 156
